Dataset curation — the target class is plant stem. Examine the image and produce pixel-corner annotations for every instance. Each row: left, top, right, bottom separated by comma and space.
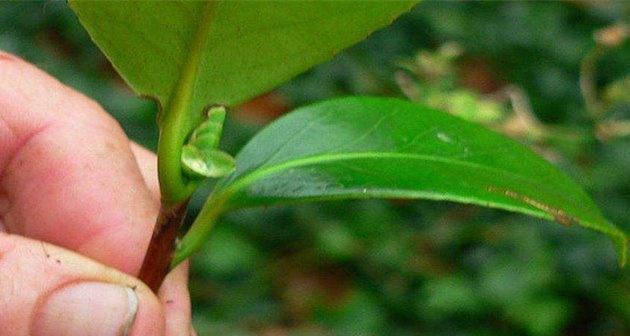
144, 3, 217, 290
157, 104, 198, 204
171, 193, 226, 268
139, 201, 189, 292
157, 2, 215, 205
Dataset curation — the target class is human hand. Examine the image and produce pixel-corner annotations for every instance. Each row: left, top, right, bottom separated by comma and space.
0, 52, 192, 335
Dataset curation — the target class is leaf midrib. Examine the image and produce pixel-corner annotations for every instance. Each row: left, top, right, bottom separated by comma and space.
168, 1, 215, 112
212, 149, 626, 267
220, 151, 573, 206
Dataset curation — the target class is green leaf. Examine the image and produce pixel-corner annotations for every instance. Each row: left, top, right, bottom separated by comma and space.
189, 105, 228, 150
67, 1, 416, 108
68, 0, 418, 202
175, 97, 627, 266
181, 145, 235, 179
180, 105, 235, 179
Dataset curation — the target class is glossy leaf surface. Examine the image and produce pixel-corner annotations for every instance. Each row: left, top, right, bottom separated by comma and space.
177, 97, 627, 265
180, 105, 235, 178
181, 146, 235, 179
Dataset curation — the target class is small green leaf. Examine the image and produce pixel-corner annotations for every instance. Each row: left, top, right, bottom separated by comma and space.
181, 145, 235, 179
174, 97, 627, 266
189, 106, 227, 149
181, 105, 234, 179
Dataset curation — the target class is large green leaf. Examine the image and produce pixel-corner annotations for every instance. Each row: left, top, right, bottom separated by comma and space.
175, 97, 627, 266
68, 0, 416, 109
68, 0, 417, 202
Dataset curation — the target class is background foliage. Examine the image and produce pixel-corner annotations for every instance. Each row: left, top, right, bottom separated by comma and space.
2, 1, 628, 335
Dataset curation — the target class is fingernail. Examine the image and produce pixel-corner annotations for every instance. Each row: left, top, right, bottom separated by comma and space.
34, 281, 139, 336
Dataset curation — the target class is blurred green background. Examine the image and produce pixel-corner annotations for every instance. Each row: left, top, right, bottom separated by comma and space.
1, 1, 628, 335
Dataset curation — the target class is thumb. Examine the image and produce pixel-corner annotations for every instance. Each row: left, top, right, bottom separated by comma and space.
0, 232, 164, 336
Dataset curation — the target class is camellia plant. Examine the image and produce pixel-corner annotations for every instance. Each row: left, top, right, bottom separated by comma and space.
67, 1, 626, 292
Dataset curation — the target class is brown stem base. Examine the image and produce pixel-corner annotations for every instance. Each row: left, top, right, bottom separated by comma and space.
139, 201, 189, 292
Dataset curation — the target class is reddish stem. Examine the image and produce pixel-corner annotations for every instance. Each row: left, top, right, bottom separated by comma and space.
139, 201, 189, 292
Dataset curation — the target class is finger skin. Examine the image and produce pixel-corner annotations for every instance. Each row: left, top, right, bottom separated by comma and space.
130, 143, 193, 336
0, 52, 192, 334
159, 261, 192, 336
132, 143, 193, 336
0, 232, 164, 335
0, 51, 157, 275
131, 142, 161, 204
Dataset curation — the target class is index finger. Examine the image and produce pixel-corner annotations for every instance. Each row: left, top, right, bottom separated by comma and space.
0, 52, 158, 275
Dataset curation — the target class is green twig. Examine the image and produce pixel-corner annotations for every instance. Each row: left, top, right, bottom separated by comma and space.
171, 193, 228, 268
